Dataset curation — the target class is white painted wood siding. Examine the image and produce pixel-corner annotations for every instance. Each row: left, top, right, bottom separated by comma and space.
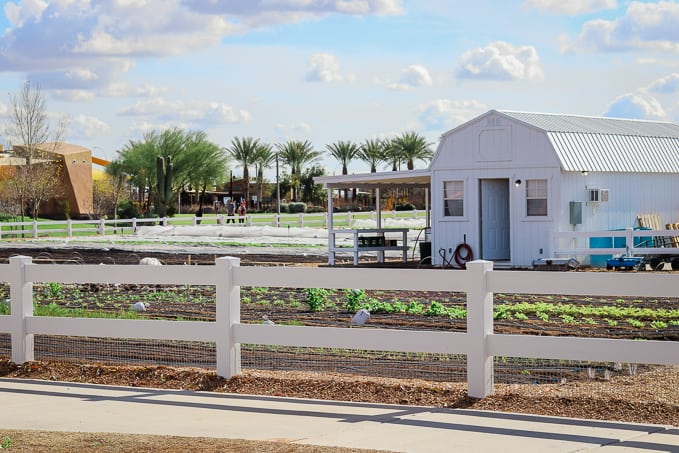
431, 111, 562, 267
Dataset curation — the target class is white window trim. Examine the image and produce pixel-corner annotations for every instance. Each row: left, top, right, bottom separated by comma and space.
442, 179, 467, 220
522, 178, 552, 221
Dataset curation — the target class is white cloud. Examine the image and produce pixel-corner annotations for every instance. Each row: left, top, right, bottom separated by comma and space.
399, 64, 432, 87
604, 93, 666, 119
418, 99, 488, 130
648, 73, 679, 94
0, 0, 397, 95
119, 97, 251, 126
4, 0, 48, 27
275, 122, 312, 134
562, 1, 679, 54
206, 102, 253, 124
456, 41, 543, 81
182, 0, 404, 17
52, 90, 96, 102
305, 53, 354, 82
68, 114, 111, 139
103, 82, 167, 98
523, 0, 616, 15
379, 64, 433, 91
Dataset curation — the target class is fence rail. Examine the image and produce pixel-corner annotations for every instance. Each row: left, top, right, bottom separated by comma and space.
0, 210, 427, 239
2, 256, 678, 397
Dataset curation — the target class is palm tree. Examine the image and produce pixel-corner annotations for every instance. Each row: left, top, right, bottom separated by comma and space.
275, 140, 321, 201
382, 139, 402, 171
326, 140, 359, 175
358, 139, 386, 173
389, 131, 434, 170
252, 141, 275, 210
326, 140, 360, 201
227, 137, 260, 206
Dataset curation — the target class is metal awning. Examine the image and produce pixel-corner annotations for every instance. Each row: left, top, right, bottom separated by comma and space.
314, 169, 430, 190
315, 169, 432, 265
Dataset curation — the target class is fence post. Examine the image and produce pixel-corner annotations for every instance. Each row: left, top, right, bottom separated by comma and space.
99, 218, 105, 235
625, 227, 634, 256
465, 260, 494, 398
9, 256, 34, 364
32, 219, 38, 239
215, 256, 241, 378
299, 213, 304, 228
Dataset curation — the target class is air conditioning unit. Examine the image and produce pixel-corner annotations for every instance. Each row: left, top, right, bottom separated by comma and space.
588, 188, 609, 203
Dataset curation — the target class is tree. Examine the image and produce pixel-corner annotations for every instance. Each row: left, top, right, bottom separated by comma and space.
275, 140, 321, 201
358, 138, 387, 209
326, 140, 359, 175
103, 160, 130, 229
252, 141, 275, 210
2, 81, 67, 221
92, 178, 116, 219
227, 137, 259, 206
0, 166, 21, 220
184, 133, 227, 214
389, 131, 434, 170
299, 165, 326, 205
326, 140, 360, 201
358, 139, 386, 173
382, 139, 402, 171
155, 156, 173, 218
116, 134, 158, 213
115, 128, 226, 216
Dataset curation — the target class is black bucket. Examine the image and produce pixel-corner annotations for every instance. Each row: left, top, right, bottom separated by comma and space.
419, 242, 431, 260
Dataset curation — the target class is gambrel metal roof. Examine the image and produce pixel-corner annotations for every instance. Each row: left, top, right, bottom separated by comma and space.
499, 110, 679, 173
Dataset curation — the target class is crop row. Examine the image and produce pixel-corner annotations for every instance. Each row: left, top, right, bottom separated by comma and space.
1, 283, 678, 331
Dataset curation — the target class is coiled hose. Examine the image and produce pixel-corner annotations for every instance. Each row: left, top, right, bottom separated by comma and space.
453, 242, 473, 268
438, 242, 474, 268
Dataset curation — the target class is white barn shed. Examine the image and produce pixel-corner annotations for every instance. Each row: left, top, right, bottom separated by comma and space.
431, 110, 679, 268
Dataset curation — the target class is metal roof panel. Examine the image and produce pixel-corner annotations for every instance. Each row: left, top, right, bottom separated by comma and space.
500, 111, 679, 137
549, 132, 679, 172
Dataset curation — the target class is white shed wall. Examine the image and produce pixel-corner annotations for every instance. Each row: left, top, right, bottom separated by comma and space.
557, 172, 679, 231
431, 112, 562, 268
431, 110, 679, 268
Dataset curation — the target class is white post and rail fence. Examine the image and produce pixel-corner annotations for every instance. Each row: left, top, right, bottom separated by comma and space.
1, 256, 678, 398
0, 210, 427, 239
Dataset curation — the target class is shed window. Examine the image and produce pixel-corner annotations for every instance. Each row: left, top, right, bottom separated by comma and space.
443, 180, 464, 217
526, 179, 548, 216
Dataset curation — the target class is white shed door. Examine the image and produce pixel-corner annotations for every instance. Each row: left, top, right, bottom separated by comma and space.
480, 179, 510, 260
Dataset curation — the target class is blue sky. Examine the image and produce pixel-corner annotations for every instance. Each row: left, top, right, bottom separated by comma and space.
1, 0, 678, 176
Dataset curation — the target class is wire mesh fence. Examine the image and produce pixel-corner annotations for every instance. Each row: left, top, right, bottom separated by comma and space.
493, 356, 645, 385
0, 334, 667, 388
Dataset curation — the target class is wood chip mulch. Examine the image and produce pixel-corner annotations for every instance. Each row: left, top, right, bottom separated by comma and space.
1, 359, 678, 427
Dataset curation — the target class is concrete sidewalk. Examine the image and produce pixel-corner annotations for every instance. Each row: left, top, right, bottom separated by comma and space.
1, 378, 677, 452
